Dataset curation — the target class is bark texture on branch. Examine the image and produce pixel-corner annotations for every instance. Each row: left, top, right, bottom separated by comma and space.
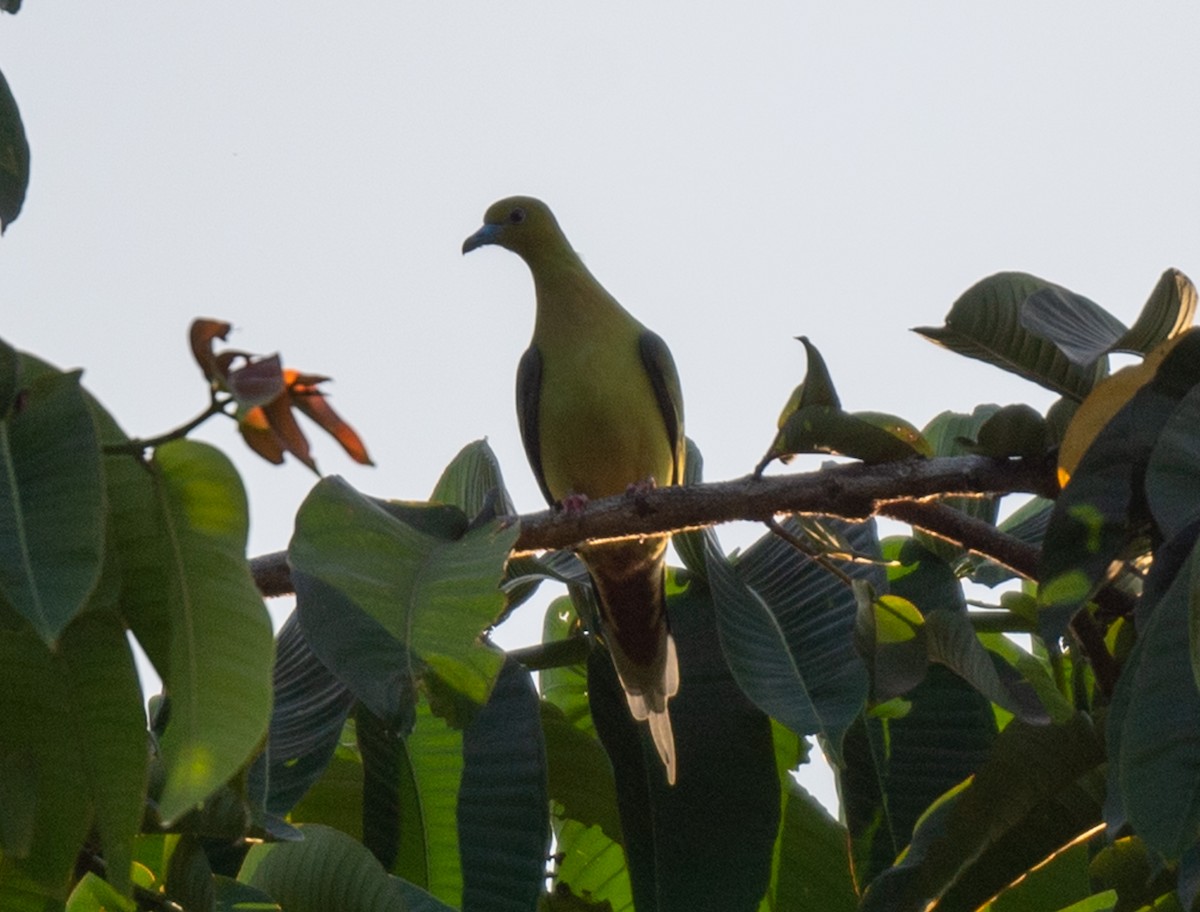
249, 453, 1058, 598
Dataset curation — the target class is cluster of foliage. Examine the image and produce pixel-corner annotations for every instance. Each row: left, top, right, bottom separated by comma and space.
5, 265, 1200, 912
7, 34, 1200, 912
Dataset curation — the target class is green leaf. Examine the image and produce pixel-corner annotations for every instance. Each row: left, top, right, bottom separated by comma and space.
212, 876, 282, 912
0, 626, 91, 897
59, 610, 148, 895
854, 587, 928, 703
1111, 536, 1200, 859
0, 611, 142, 898
769, 405, 930, 466
288, 738, 364, 840
66, 873, 138, 912
153, 440, 274, 824
1049, 892, 1118, 912
248, 614, 356, 824
539, 596, 593, 734
972, 404, 1049, 459
554, 820, 633, 912
290, 476, 515, 709
0, 368, 104, 642
0, 68, 29, 232
542, 703, 621, 844
166, 833, 216, 912
1114, 268, 1197, 355
589, 582, 779, 912
429, 438, 515, 519
983, 841, 1093, 911
840, 664, 999, 887
458, 661, 549, 912
860, 715, 1104, 912
1038, 329, 1200, 639
979, 634, 1075, 725
1146, 382, 1200, 541
773, 335, 842, 420
924, 611, 1049, 724
240, 823, 414, 912
914, 272, 1107, 399
1019, 284, 1127, 367
707, 519, 876, 762
773, 780, 857, 911
0, 336, 18, 418
358, 701, 464, 903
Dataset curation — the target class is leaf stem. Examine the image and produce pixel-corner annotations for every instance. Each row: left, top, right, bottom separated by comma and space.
103, 391, 232, 457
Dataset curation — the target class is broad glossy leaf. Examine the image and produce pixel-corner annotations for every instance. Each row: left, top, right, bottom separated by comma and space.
1057, 334, 1182, 484
0, 625, 91, 896
979, 634, 1074, 724
768, 405, 930, 467
0, 861, 65, 912
773, 335, 842, 426
773, 780, 857, 911
212, 876, 281, 912
539, 596, 593, 733
165, 833, 215, 912
924, 611, 1049, 724
1146, 382, 1200, 541
708, 519, 876, 762
553, 820, 634, 912
1112, 537, 1200, 860
288, 739, 363, 839
153, 440, 274, 823
0, 68, 29, 232
459, 661, 549, 912
0, 337, 17, 417
0, 613, 142, 898
291, 476, 514, 708
589, 582, 779, 912
247, 613, 356, 823
972, 404, 1049, 459
67, 874, 137, 912
240, 823, 414, 912
915, 272, 1106, 399
293, 569, 415, 728
0, 368, 104, 642
1019, 284, 1126, 367
59, 611, 148, 895
861, 715, 1104, 912
854, 586, 928, 703
359, 701, 464, 903
1048, 892, 1118, 912
978, 842, 1093, 911
1114, 268, 1197, 355
841, 665, 999, 887
543, 703, 621, 844
430, 438, 515, 518
1039, 330, 1200, 640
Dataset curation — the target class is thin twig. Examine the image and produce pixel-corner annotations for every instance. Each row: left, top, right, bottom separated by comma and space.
104, 391, 232, 457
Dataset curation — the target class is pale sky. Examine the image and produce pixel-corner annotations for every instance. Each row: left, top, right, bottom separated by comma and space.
3, 4, 1198, 811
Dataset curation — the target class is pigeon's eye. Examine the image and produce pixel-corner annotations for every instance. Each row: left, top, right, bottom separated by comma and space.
508, 207, 526, 224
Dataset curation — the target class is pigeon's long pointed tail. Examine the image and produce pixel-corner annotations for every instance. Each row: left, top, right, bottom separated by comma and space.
584, 537, 680, 784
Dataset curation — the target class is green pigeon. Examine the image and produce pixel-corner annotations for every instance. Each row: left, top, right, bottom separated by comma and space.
464, 196, 685, 783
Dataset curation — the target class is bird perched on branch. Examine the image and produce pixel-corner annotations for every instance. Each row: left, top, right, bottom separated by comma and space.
464, 196, 685, 783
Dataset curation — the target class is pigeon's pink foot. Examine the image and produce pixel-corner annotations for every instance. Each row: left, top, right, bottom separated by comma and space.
559, 492, 590, 515
625, 476, 658, 496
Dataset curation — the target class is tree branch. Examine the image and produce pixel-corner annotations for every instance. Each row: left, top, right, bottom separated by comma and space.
249, 453, 1058, 597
